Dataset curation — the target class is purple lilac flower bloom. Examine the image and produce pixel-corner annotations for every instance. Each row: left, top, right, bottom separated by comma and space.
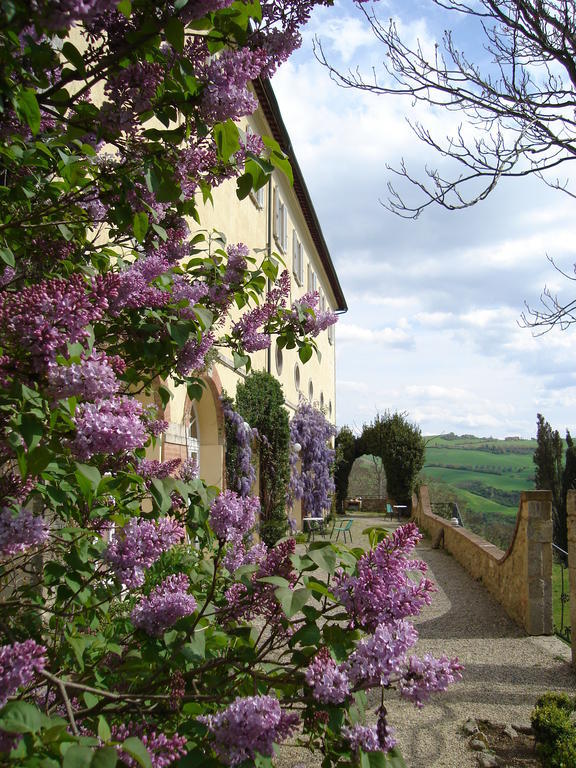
198, 695, 299, 766
288, 291, 337, 337
305, 647, 350, 704
103, 516, 185, 588
209, 491, 259, 543
131, 573, 197, 636
223, 243, 249, 286
0, 507, 49, 556
232, 270, 291, 352
222, 540, 296, 624
200, 48, 267, 123
0, 640, 47, 707
398, 654, 463, 708
341, 724, 381, 753
0, 730, 20, 754
178, 457, 199, 482
47, 351, 120, 401
112, 722, 187, 768
176, 332, 214, 376
0, 274, 109, 371
344, 619, 418, 687
138, 459, 181, 479
222, 540, 267, 573
333, 522, 435, 631
71, 396, 148, 459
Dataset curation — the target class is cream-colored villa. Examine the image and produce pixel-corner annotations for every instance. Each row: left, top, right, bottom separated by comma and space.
159, 78, 347, 526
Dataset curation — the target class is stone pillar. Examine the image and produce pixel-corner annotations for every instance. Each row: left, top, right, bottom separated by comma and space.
567, 490, 576, 666
526, 492, 553, 635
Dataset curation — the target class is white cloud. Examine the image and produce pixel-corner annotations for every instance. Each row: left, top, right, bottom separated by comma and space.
337, 322, 413, 347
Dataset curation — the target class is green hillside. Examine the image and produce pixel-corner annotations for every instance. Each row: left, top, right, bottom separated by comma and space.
422, 434, 537, 548
423, 433, 536, 509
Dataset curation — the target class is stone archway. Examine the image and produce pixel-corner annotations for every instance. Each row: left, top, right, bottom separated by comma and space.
161, 370, 225, 489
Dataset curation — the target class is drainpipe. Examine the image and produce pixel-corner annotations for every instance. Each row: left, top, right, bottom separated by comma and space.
266, 177, 273, 375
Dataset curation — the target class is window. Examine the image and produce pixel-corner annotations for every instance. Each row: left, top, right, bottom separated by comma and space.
307, 264, 317, 293
275, 343, 283, 375
251, 185, 265, 209
319, 291, 326, 312
294, 363, 301, 391
292, 231, 303, 285
308, 380, 314, 402
320, 392, 325, 410
187, 404, 200, 470
273, 188, 288, 253
328, 323, 334, 345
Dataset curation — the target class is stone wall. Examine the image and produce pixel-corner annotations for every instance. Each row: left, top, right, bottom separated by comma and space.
413, 486, 553, 635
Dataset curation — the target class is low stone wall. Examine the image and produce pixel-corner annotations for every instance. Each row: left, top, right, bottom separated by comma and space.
413, 486, 553, 635
345, 497, 387, 513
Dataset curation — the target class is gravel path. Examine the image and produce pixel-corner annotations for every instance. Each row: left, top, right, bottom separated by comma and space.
278, 515, 576, 768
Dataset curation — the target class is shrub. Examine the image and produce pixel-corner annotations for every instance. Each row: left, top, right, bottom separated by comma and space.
532, 692, 576, 766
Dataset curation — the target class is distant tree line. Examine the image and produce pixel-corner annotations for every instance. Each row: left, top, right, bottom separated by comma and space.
533, 414, 576, 554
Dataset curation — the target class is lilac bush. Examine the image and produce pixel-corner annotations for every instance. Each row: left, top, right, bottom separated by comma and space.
0, 0, 461, 765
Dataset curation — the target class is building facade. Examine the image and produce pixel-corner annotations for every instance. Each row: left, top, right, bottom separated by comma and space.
159, 79, 347, 526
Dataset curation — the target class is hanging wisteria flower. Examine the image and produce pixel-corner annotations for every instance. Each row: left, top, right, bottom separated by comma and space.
305, 647, 350, 704
288, 399, 336, 516
198, 695, 299, 766
70, 396, 148, 459
209, 490, 259, 543
0, 507, 49, 556
222, 398, 257, 497
131, 573, 197, 636
103, 516, 185, 588
0, 640, 47, 707
398, 654, 463, 708
112, 722, 187, 768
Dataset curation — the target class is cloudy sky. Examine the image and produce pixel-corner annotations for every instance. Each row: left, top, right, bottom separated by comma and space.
271, 0, 576, 439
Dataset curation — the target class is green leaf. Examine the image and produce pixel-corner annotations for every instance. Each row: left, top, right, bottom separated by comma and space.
274, 587, 308, 618
149, 478, 172, 513
0, 702, 43, 734
14, 89, 41, 134
75, 463, 101, 496
121, 737, 152, 768
63, 746, 95, 768
193, 306, 214, 330
62, 42, 86, 75
0, 247, 15, 267
384, 749, 408, 768
289, 622, 321, 647
213, 120, 241, 162
91, 747, 117, 768
298, 344, 313, 364
133, 212, 149, 244
19, 413, 43, 450
186, 381, 204, 402
165, 17, 185, 52
180, 631, 206, 662
257, 575, 290, 587
306, 543, 337, 574
117, 0, 131, 16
